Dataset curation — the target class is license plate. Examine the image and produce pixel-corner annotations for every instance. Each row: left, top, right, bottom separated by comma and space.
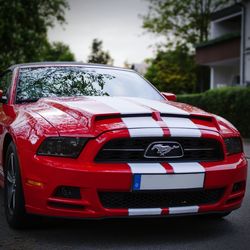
133, 173, 205, 191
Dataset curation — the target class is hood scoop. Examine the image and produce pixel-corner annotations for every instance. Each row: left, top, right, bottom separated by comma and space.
94, 112, 214, 123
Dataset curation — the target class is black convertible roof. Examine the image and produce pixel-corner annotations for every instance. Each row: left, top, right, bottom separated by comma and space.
8, 62, 132, 72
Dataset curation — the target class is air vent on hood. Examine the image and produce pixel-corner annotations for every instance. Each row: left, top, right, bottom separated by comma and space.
94, 113, 213, 123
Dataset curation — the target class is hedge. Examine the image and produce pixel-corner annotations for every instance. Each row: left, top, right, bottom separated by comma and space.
177, 87, 250, 138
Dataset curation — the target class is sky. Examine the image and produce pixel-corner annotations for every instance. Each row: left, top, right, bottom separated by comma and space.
47, 0, 163, 66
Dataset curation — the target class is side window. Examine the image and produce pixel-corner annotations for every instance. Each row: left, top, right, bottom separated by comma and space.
0, 71, 12, 98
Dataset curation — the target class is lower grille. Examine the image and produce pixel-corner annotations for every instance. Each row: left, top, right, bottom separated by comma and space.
99, 189, 224, 209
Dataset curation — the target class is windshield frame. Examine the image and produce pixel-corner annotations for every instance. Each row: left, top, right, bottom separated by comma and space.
14, 65, 165, 104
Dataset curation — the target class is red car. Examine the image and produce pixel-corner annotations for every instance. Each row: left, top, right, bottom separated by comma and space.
0, 62, 247, 228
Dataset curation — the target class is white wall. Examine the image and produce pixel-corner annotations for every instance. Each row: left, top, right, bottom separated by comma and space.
244, 1, 250, 84
244, 1, 250, 49
211, 64, 240, 88
211, 18, 241, 39
245, 53, 250, 84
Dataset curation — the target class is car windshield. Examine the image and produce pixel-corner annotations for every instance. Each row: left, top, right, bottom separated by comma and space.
16, 66, 164, 103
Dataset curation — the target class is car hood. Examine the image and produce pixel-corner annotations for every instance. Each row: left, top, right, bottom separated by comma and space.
25, 96, 238, 137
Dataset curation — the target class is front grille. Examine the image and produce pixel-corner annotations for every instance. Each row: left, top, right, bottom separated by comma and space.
95, 137, 224, 162
99, 188, 224, 209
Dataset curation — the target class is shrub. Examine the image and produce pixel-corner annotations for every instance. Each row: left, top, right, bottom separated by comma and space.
177, 87, 250, 138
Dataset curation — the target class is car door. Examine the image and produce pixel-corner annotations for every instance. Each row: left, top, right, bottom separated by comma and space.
0, 70, 13, 178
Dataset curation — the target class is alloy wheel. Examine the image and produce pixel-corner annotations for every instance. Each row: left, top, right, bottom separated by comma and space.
6, 152, 17, 215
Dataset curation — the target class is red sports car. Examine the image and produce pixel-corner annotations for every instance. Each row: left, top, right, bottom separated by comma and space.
0, 62, 247, 229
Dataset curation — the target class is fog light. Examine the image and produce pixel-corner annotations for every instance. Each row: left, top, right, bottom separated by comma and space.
232, 181, 245, 193
54, 186, 81, 199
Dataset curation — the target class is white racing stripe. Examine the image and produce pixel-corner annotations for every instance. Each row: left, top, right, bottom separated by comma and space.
128, 163, 167, 174
90, 97, 200, 137
162, 117, 201, 137
127, 128, 164, 137
90, 98, 164, 136
168, 128, 201, 137
122, 117, 159, 128
127, 97, 188, 115
122, 117, 164, 137
162, 117, 198, 128
169, 206, 199, 214
169, 162, 205, 173
89, 96, 151, 114
129, 208, 162, 216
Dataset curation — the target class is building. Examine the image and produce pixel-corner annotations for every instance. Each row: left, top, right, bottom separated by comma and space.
196, 1, 250, 89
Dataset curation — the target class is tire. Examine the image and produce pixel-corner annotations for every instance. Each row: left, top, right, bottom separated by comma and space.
4, 142, 30, 229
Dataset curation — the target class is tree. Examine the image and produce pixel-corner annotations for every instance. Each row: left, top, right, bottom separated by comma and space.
142, 0, 234, 49
0, 0, 69, 71
87, 39, 113, 65
41, 41, 75, 61
145, 46, 197, 94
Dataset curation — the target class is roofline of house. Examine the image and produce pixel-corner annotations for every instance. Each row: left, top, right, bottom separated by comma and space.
195, 32, 241, 49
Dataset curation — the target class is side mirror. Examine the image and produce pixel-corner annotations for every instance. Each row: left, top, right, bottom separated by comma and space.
161, 92, 177, 101
0, 90, 7, 104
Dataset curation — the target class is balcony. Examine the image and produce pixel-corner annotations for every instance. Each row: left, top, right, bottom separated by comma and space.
195, 32, 241, 65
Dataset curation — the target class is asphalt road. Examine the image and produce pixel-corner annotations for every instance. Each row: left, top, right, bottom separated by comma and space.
0, 157, 249, 249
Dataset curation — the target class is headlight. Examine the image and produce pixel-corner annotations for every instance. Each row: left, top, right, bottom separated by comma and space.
37, 137, 88, 158
224, 137, 243, 155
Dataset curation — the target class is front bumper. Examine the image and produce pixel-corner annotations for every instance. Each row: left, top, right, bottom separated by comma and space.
18, 128, 247, 218
22, 153, 248, 218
